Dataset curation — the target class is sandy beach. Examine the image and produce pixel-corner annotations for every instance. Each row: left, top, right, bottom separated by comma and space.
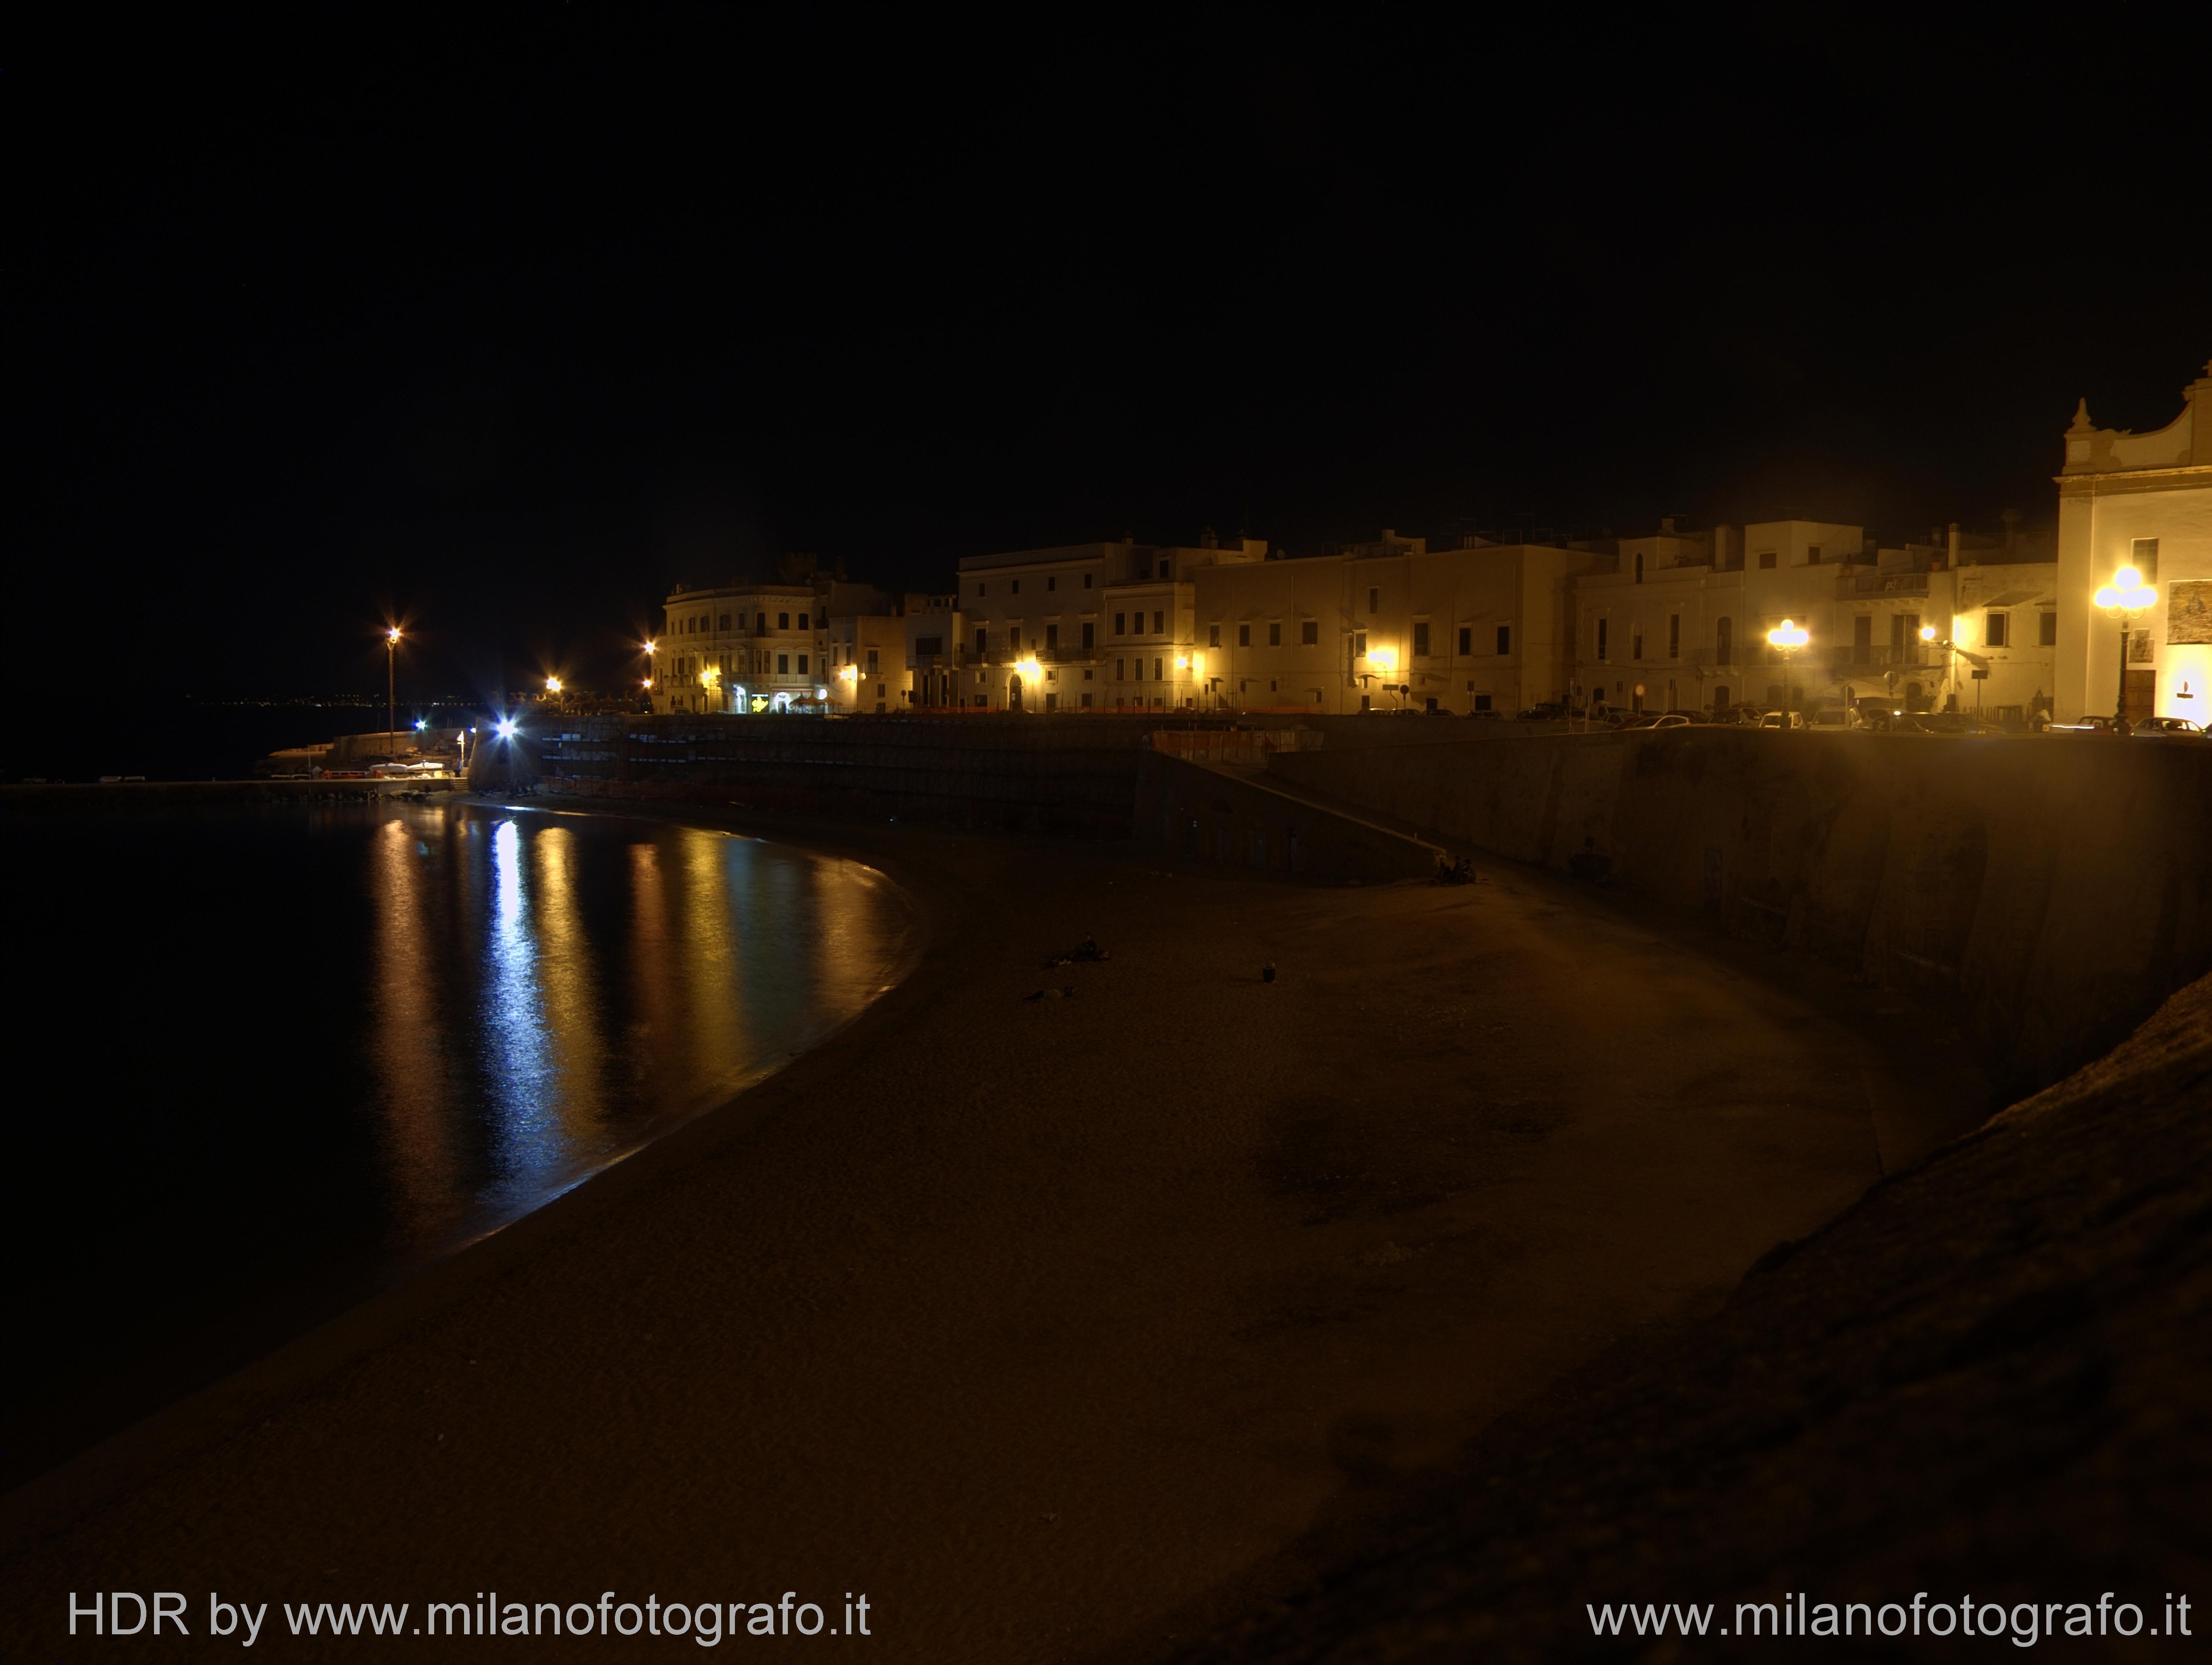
0, 806, 1983, 1661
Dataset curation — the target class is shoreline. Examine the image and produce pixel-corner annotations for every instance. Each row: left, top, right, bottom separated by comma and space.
0, 794, 933, 1506
2, 801, 1992, 1660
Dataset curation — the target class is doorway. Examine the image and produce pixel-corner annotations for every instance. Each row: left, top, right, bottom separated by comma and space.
1009, 674, 1024, 712
2125, 669, 2157, 723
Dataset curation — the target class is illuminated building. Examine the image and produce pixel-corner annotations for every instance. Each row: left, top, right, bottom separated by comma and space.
2053, 361, 2212, 725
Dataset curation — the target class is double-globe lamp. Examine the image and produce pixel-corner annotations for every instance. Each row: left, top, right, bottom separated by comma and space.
2093, 565, 2157, 727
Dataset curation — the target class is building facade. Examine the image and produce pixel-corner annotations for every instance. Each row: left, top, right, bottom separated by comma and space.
1571, 518, 2059, 719
2053, 363, 2212, 725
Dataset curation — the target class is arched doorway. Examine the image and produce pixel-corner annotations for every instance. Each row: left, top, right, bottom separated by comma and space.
1713, 684, 1731, 712
1008, 674, 1024, 712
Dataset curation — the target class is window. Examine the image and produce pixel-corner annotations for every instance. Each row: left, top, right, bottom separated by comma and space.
1083, 573, 1093, 589
756, 613, 767, 633
2039, 611, 2058, 647
974, 694, 987, 707
777, 653, 789, 674
975, 627, 988, 656
1132, 658, 1142, 681
1632, 630, 1644, 660
797, 613, 809, 629
798, 654, 809, 674
1081, 692, 1093, 707
2132, 538, 2159, 580
1115, 658, 1126, 680
1474, 693, 1492, 711
1238, 623, 1251, 647
1269, 622, 1282, 646
975, 582, 986, 597
1301, 620, 1317, 645
1047, 575, 1057, 591
1496, 624, 1511, 655
866, 648, 879, 672
1458, 626, 1471, 655
1114, 612, 1126, 635
1758, 551, 1777, 570
1081, 622, 1094, 649
1045, 624, 1060, 650
1153, 657, 1164, 679
1853, 615, 1872, 658
1985, 611, 2009, 648
1368, 586, 1380, 615
1414, 622, 1430, 656
1012, 579, 1021, 594
1010, 627, 1022, 651
1353, 630, 1367, 657
1634, 552, 1644, 584
1597, 619, 1609, 659
1668, 615, 1680, 658
1715, 616, 1733, 664
719, 613, 731, 630
1157, 559, 1171, 578
1152, 611, 1164, 633
778, 612, 790, 630
1208, 623, 1221, 647
1807, 546, 1822, 565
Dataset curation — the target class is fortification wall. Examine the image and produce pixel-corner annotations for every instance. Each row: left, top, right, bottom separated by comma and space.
1271, 731, 2212, 1097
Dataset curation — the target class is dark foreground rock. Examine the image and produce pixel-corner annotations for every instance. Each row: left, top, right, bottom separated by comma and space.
1170, 972, 2212, 1663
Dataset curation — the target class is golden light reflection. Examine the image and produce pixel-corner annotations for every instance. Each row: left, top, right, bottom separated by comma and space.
370, 812, 462, 1233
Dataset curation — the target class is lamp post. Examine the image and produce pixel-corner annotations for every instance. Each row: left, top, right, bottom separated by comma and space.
1368, 645, 1398, 710
1766, 618, 1809, 727
384, 626, 402, 758
2093, 565, 2157, 731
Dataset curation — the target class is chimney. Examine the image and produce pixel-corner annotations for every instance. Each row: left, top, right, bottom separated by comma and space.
1947, 523, 1961, 567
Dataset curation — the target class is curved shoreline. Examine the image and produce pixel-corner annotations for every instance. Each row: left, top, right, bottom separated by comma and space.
2, 812, 1988, 1661
0, 796, 939, 1537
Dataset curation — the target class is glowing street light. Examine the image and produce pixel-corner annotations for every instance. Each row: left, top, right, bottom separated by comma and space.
1767, 618, 1809, 728
384, 626, 403, 759
495, 717, 517, 740
2094, 565, 2158, 730
544, 675, 563, 696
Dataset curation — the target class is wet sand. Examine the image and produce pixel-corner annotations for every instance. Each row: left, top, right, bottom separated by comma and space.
0, 813, 1980, 1661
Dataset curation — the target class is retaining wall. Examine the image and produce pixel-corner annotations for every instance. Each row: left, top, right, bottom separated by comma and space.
1271, 730, 2212, 1097
529, 712, 1240, 836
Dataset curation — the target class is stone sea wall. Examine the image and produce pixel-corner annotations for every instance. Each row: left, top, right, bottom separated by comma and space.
1270, 729, 2212, 1098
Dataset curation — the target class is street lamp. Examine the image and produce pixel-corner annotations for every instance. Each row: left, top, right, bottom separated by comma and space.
545, 675, 562, 697
2093, 564, 2158, 730
1766, 618, 1809, 727
1368, 644, 1399, 709
384, 626, 402, 759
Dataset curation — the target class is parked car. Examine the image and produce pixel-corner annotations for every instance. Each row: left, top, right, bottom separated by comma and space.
1756, 710, 1807, 730
1650, 712, 1695, 729
1516, 701, 1568, 721
1899, 712, 1999, 736
2130, 716, 2207, 737
1807, 708, 1859, 730
2051, 714, 2123, 735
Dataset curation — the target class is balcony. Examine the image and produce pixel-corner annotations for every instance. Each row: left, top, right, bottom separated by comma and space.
1826, 645, 1929, 670
1838, 571, 1930, 597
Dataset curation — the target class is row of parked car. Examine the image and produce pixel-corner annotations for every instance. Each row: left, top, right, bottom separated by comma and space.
1512, 703, 2208, 738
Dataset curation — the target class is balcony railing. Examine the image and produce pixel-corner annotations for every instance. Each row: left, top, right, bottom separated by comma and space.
1838, 572, 1931, 597
1826, 645, 1929, 669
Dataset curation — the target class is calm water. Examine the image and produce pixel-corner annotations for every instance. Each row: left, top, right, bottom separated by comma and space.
1, 800, 918, 1485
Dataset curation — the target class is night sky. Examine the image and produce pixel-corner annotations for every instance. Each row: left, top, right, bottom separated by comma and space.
20, 12, 2210, 705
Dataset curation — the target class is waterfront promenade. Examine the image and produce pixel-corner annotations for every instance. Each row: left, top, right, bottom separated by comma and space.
0, 805, 1978, 1661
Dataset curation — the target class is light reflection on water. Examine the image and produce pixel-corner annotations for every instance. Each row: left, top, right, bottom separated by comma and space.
365, 802, 915, 1253
6, 798, 917, 1483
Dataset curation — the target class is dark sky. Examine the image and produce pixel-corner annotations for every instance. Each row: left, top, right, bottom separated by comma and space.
21, 11, 2210, 702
